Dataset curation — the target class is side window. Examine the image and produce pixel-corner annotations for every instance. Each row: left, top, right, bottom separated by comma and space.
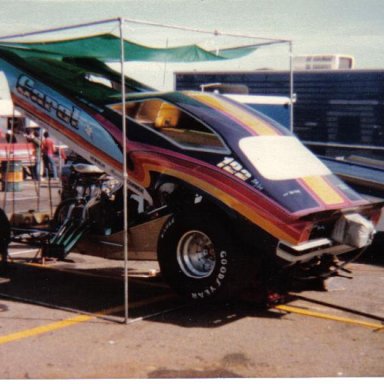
110, 99, 227, 153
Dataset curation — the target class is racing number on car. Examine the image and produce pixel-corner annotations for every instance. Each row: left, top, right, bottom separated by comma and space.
217, 157, 251, 181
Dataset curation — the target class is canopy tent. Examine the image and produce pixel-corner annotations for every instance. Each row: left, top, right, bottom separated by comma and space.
0, 18, 293, 324
0, 18, 293, 103
0, 33, 261, 62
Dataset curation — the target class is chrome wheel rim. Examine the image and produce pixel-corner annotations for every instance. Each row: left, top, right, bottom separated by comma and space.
176, 230, 216, 279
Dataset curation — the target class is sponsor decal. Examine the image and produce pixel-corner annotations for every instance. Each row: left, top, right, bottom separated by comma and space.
250, 178, 264, 191
191, 250, 228, 299
16, 75, 80, 129
84, 125, 93, 137
283, 189, 302, 197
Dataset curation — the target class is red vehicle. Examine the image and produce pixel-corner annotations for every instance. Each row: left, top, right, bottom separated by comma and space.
0, 142, 35, 167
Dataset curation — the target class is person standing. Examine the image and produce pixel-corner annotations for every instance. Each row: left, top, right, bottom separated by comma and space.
26, 129, 42, 181
41, 131, 57, 180
6, 128, 17, 143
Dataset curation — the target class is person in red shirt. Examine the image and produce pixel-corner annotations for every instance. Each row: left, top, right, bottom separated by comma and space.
41, 131, 58, 179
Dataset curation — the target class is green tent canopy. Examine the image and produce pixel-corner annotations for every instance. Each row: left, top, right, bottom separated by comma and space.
0, 33, 259, 62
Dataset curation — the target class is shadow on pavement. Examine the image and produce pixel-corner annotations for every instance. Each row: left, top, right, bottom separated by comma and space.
3, 243, 381, 330
0, 261, 287, 329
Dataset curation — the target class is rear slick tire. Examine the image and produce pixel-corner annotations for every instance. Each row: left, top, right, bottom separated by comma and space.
157, 213, 248, 302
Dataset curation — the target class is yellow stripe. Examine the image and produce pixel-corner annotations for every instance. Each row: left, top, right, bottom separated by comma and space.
276, 304, 384, 331
187, 92, 279, 136
0, 294, 176, 346
302, 175, 344, 205
0, 314, 92, 345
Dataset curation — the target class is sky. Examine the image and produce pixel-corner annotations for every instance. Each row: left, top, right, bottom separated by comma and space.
0, 0, 383, 88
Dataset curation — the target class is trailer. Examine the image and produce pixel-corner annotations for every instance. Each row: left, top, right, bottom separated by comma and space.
175, 69, 384, 159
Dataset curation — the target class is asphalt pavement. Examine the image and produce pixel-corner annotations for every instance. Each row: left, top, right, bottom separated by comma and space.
0, 179, 383, 379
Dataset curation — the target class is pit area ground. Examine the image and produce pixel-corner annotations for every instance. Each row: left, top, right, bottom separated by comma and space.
0, 179, 383, 379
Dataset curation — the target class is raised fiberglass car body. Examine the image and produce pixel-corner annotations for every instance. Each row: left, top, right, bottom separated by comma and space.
0, 49, 382, 301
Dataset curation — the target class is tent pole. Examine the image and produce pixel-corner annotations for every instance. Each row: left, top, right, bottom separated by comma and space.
0, 18, 120, 41
119, 18, 129, 324
289, 41, 294, 133
121, 17, 290, 44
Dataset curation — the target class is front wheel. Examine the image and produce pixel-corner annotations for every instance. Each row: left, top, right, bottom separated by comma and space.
158, 212, 250, 301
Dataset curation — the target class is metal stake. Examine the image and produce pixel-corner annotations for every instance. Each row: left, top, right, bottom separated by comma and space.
289, 41, 294, 133
119, 18, 129, 324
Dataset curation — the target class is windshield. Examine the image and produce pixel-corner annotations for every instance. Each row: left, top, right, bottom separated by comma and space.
239, 136, 331, 181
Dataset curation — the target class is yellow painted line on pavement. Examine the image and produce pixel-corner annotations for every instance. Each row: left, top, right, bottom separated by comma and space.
0, 314, 92, 345
0, 293, 176, 346
276, 304, 384, 332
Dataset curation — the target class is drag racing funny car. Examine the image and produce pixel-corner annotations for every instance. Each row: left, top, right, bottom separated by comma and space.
0, 33, 382, 302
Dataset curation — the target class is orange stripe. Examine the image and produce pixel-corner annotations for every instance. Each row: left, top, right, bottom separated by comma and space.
302, 176, 345, 205
130, 160, 299, 244
187, 92, 279, 136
